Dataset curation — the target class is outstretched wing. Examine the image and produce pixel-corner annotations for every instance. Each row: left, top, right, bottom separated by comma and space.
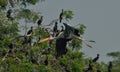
63, 23, 80, 38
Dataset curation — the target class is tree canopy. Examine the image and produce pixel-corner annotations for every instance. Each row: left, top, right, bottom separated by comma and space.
0, 0, 120, 72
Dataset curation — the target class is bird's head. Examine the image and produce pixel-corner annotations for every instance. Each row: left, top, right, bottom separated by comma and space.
55, 22, 58, 25
97, 54, 100, 57
40, 16, 43, 19
62, 9, 64, 12
31, 26, 33, 29
7, 9, 12, 13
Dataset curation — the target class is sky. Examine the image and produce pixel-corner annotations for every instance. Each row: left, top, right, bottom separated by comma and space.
27, 0, 120, 63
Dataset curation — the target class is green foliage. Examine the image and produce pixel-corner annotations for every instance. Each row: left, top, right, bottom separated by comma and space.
26, 0, 39, 5
59, 56, 68, 66
0, 0, 116, 72
68, 24, 86, 51
79, 24, 86, 35
16, 8, 39, 23
0, 0, 7, 8
107, 51, 120, 71
63, 10, 74, 21
68, 38, 82, 51
107, 51, 120, 58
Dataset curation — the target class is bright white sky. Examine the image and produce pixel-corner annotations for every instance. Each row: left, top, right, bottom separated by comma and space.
27, 0, 120, 63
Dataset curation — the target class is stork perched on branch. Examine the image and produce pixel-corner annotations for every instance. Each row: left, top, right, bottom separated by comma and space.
39, 23, 95, 58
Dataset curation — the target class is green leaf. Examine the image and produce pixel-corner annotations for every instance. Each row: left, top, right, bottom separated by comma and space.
0, 0, 7, 8
79, 24, 86, 35
27, 0, 39, 5
64, 10, 74, 20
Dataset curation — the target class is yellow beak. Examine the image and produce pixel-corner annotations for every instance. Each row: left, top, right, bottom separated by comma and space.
39, 36, 54, 43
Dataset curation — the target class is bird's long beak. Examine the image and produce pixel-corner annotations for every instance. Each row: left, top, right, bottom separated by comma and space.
39, 36, 54, 43
73, 35, 95, 48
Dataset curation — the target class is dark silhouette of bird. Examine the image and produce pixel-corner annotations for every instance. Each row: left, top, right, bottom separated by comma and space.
61, 26, 64, 32
85, 61, 93, 72
64, 65, 70, 72
39, 23, 95, 58
6, 9, 14, 21
26, 26, 33, 37
59, 9, 64, 23
44, 56, 48, 66
30, 56, 38, 65
53, 22, 58, 36
9, 43, 14, 49
53, 22, 58, 32
6, 9, 12, 17
0, 4, 6, 8
92, 54, 99, 62
56, 38, 71, 58
22, 36, 28, 44
108, 61, 112, 72
63, 23, 95, 48
37, 16, 43, 27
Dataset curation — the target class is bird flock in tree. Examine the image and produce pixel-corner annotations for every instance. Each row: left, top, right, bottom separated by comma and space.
1, 8, 113, 72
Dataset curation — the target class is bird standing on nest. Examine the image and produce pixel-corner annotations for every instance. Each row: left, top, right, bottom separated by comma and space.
39, 23, 95, 58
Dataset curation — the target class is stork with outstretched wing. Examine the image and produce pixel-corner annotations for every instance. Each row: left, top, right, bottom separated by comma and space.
39, 23, 95, 58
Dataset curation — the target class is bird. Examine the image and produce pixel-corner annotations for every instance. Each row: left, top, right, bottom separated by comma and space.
92, 54, 99, 62
6, 9, 14, 21
39, 23, 95, 44
30, 56, 38, 65
6, 9, 12, 18
53, 22, 58, 36
53, 22, 58, 32
85, 61, 93, 72
39, 23, 95, 58
108, 61, 112, 72
37, 16, 43, 27
56, 38, 71, 58
62, 23, 95, 48
26, 26, 33, 37
9, 43, 14, 49
44, 56, 48, 66
61, 26, 64, 32
59, 9, 64, 23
